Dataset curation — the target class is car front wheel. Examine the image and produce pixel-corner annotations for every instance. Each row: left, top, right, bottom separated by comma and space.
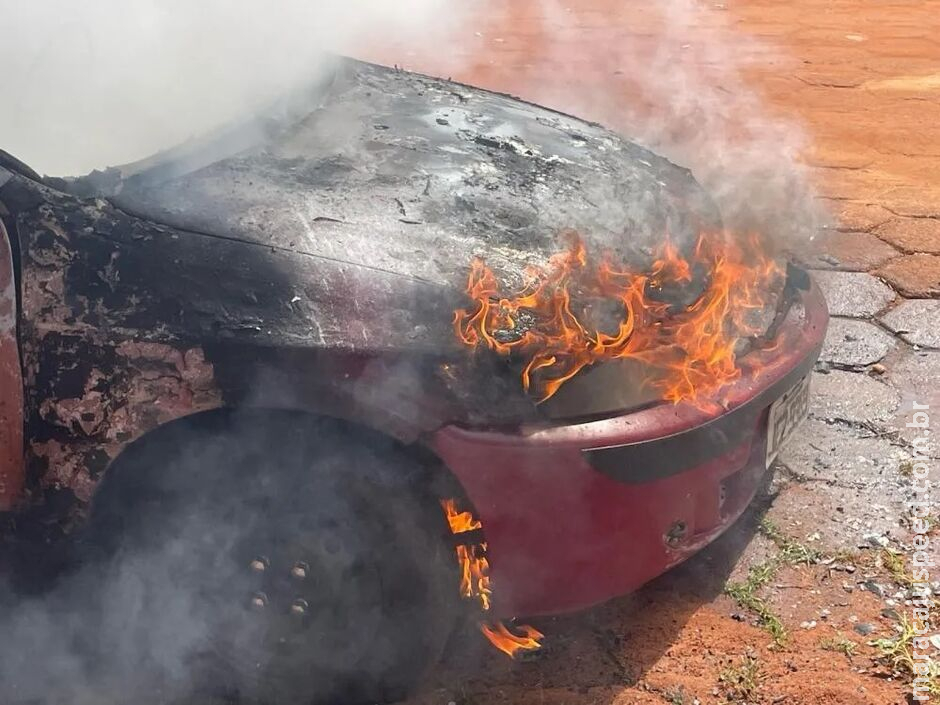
81, 411, 462, 704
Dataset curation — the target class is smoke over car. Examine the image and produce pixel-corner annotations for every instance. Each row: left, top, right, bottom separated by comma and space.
0, 2, 826, 703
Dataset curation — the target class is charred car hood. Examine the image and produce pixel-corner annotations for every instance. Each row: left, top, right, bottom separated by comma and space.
65, 57, 718, 326
0, 58, 725, 430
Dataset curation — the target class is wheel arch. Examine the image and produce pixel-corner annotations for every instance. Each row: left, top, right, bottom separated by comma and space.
91, 405, 473, 525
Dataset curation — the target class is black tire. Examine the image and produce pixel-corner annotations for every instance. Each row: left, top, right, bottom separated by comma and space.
80, 410, 462, 704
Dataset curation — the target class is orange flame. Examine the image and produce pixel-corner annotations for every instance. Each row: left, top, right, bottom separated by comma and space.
454, 231, 782, 404
440, 499, 542, 658
441, 498, 482, 534
479, 621, 545, 658
441, 499, 492, 611
455, 544, 492, 611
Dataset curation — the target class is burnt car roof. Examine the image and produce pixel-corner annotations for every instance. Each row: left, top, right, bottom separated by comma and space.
66, 57, 718, 287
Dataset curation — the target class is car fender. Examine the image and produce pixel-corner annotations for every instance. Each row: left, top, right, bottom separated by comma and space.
0, 167, 474, 522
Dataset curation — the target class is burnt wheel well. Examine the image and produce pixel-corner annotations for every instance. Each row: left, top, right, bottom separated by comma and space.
91, 407, 472, 528
70, 406, 470, 705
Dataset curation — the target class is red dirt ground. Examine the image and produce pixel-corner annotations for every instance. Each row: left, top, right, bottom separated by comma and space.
360, 1, 940, 704
399, 520, 906, 705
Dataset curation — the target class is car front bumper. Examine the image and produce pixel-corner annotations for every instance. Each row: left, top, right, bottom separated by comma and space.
430, 278, 828, 618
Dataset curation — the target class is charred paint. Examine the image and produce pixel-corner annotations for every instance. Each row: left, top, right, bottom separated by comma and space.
28, 337, 220, 505
1, 173, 462, 526
1, 184, 227, 524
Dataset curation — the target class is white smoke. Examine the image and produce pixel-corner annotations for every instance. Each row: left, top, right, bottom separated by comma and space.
0, 0, 469, 176
1, 0, 822, 247
443, 0, 826, 248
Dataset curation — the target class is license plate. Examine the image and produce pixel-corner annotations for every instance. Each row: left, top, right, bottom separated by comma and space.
765, 375, 811, 468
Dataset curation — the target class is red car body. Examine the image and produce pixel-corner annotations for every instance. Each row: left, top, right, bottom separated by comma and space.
434, 281, 826, 617
0, 214, 25, 511
0, 59, 828, 621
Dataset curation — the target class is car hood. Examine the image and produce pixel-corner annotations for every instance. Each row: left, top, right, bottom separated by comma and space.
1, 58, 730, 428
64, 57, 719, 291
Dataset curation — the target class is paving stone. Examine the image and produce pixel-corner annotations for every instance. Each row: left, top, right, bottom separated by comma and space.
875, 217, 940, 255
813, 270, 895, 317
805, 144, 875, 170
820, 317, 897, 367
810, 369, 900, 423
878, 186, 940, 219
802, 230, 898, 271
880, 299, 940, 349
880, 348, 940, 454
876, 254, 940, 297
885, 348, 940, 408
774, 418, 912, 553
830, 201, 893, 232
816, 171, 883, 201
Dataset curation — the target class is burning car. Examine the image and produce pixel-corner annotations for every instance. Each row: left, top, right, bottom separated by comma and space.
0, 58, 826, 702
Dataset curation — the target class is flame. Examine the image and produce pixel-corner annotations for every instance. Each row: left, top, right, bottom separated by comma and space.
441, 498, 482, 533
479, 621, 545, 658
455, 544, 492, 611
440, 498, 491, 608
454, 231, 782, 404
440, 499, 542, 658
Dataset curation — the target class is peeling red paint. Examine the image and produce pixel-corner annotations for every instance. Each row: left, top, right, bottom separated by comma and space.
31, 341, 222, 503
39, 369, 108, 436
111, 341, 221, 438
31, 439, 97, 503
13, 205, 226, 510
0, 218, 24, 511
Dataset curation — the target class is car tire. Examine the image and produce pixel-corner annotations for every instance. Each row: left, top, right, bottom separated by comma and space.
80, 410, 461, 704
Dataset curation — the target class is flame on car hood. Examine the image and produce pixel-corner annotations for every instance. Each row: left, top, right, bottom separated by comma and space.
454, 230, 782, 406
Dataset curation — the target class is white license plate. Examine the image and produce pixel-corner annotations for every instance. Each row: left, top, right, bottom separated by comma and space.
765, 375, 811, 468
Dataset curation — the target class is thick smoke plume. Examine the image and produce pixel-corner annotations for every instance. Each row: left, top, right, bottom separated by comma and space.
425, 0, 826, 249
0, 0, 467, 176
